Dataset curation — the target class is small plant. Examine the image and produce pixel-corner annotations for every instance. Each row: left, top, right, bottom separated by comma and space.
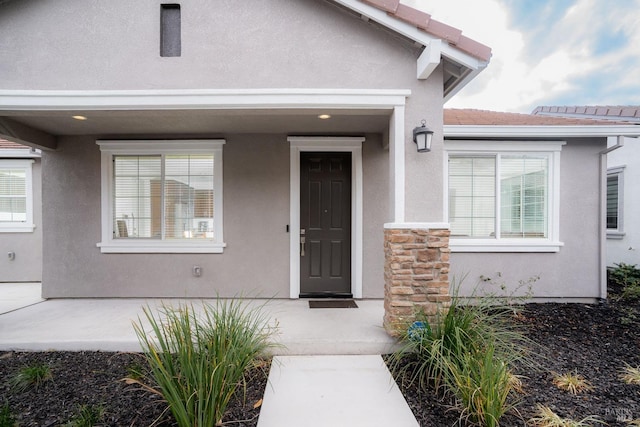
389, 279, 537, 426
608, 263, 640, 300
8, 362, 52, 392
0, 404, 16, 427
528, 405, 604, 426
552, 372, 594, 394
63, 404, 105, 427
620, 364, 640, 385
134, 299, 275, 427
448, 344, 515, 427
125, 360, 146, 381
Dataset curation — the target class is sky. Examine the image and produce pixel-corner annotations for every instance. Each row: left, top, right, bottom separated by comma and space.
404, 0, 640, 113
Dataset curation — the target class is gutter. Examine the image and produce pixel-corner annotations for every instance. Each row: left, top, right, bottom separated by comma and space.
598, 136, 625, 300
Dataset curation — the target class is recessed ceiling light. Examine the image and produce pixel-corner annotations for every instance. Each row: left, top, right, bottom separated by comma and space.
72, 115, 87, 121
318, 114, 331, 120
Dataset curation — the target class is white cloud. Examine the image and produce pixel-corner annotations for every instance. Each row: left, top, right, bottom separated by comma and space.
403, 0, 640, 112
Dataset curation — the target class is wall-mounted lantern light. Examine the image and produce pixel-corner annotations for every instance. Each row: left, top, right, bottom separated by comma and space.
412, 120, 433, 153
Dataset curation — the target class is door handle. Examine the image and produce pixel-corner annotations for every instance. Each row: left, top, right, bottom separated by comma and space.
300, 229, 306, 257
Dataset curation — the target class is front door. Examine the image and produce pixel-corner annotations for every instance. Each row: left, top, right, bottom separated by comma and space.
300, 152, 352, 297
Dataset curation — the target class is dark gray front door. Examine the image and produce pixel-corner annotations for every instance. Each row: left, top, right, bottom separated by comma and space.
300, 152, 352, 297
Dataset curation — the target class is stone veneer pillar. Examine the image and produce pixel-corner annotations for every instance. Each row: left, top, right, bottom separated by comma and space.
383, 225, 451, 337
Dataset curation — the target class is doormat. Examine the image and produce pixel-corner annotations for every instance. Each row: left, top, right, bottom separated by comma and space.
309, 300, 358, 309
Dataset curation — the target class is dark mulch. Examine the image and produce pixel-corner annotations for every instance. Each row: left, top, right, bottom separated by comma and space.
0, 351, 268, 426
390, 290, 640, 426
1, 286, 639, 426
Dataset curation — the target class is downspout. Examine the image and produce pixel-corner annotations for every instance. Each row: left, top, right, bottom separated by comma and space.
598, 136, 625, 300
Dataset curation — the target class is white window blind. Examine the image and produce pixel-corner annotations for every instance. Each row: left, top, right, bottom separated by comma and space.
98, 140, 224, 253
606, 173, 619, 230
449, 154, 548, 239
0, 168, 27, 222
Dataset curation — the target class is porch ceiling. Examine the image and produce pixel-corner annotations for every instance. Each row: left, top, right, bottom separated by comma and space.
1, 108, 392, 138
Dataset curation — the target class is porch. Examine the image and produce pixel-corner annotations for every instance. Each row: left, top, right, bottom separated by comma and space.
0, 283, 398, 355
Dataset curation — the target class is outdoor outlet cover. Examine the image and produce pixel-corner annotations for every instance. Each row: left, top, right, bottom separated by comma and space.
192, 266, 202, 277
8, 251, 15, 261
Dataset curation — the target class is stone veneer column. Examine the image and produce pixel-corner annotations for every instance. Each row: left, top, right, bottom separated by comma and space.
383, 226, 451, 337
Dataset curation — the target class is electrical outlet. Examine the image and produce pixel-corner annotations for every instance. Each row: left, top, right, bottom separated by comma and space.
192, 265, 202, 277
7, 251, 15, 261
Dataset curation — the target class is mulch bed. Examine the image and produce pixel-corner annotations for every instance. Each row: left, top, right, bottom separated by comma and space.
391, 292, 640, 426
0, 352, 268, 426
1, 287, 638, 426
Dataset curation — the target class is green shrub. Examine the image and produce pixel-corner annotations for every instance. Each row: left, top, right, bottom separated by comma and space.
133, 299, 275, 427
0, 404, 16, 427
8, 362, 52, 392
449, 345, 514, 427
63, 404, 104, 427
608, 263, 640, 300
389, 282, 535, 426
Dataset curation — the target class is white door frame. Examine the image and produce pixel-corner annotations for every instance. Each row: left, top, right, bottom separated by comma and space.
288, 137, 364, 299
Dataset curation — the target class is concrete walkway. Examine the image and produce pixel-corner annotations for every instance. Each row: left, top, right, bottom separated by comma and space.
258, 355, 418, 427
0, 283, 418, 426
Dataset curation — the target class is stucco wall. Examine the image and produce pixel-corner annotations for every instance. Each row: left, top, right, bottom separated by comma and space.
42, 134, 390, 298
451, 138, 605, 301
0, 0, 423, 90
3, 0, 444, 298
0, 159, 42, 282
607, 139, 640, 266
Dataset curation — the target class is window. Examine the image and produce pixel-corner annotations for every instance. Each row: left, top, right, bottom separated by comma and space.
0, 159, 35, 233
445, 141, 563, 252
97, 140, 224, 253
606, 166, 624, 239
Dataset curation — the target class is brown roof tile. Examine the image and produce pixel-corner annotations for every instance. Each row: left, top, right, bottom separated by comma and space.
357, 0, 491, 62
0, 139, 29, 150
444, 109, 632, 126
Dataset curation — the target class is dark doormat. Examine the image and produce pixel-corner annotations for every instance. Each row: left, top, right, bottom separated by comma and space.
309, 300, 358, 309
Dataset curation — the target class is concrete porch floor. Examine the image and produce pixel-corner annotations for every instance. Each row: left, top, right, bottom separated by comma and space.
0, 283, 399, 355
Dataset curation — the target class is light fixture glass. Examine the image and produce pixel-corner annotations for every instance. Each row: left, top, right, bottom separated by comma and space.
413, 120, 433, 153
318, 114, 331, 120
72, 115, 88, 121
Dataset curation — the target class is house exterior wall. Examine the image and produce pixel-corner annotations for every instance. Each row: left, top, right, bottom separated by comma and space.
451, 138, 604, 301
41, 133, 390, 298
2, 0, 445, 298
0, 159, 42, 282
607, 139, 640, 266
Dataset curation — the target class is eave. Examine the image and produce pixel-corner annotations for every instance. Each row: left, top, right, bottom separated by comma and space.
444, 125, 640, 139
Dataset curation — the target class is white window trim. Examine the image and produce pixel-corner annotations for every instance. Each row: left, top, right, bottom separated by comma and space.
606, 165, 625, 239
96, 140, 225, 253
288, 137, 364, 299
444, 140, 565, 253
0, 159, 35, 233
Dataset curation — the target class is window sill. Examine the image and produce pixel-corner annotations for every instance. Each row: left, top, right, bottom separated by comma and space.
0, 224, 36, 233
451, 239, 563, 253
97, 240, 226, 254
606, 231, 625, 240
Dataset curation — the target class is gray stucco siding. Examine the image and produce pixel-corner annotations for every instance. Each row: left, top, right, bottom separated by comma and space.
41, 133, 390, 298
450, 138, 605, 301
0, 0, 422, 91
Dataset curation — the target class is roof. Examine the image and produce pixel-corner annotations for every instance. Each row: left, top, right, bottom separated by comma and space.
445, 109, 633, 126
0, 139, 29, 149
532, 106, 640, 123
357, 0, 491, 62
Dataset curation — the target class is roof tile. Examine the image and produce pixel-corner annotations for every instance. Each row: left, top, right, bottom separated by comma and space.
444, 108, 632, 126
357, 0, 491, 62
393, 4, 431, 30
360, 0, 399, 13
0, 139, 29, 149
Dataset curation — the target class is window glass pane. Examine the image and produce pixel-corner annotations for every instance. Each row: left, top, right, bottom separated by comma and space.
164, 155, 214, 240
113, 156, 161, 238
448, 156, 496, 237
607, 174, 619, 229
500, 156, 548, 238
0, 169, 27, 222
